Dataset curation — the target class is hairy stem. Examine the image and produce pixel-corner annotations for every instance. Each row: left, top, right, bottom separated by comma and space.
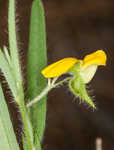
27, 77, 71, 107
27, 85, 52, 107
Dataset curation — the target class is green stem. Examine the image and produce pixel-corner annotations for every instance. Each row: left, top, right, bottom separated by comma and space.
54, 77, 72, 87
26, 85, 52, 107
8, 0, 33, 149
20, 102, 33, 150
26, 77, 71, 107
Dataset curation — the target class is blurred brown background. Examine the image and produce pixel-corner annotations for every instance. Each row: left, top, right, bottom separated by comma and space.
0, 0, 114, 150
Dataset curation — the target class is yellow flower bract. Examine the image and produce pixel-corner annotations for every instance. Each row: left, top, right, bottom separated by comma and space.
41, 50, 107, 78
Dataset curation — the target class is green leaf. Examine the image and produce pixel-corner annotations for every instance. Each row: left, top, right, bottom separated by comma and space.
8, 0, 22, 83
27, 0, 47, 148
0, 49, 18, 100
8, 0, 34, 149
0, 84, 20, 150
3, 46, 12, 65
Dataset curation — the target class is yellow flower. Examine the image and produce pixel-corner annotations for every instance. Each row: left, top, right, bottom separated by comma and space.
41, 50, 107, 109
41, 50, 107, 81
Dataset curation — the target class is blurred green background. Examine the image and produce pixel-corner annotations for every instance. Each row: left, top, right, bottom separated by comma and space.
0, 0, 114, 150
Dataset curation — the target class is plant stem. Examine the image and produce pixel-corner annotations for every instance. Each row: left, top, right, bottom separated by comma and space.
26, 77, 71, 107
54, 77, 72, 87
20, 102, 33, 150
26, 85, 52, 107
8, 0, 33, 149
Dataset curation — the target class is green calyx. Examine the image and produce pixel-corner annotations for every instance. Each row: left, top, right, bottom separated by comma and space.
68, 62, 96, 109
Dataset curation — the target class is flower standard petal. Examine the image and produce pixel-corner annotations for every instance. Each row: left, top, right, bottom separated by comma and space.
82, 50, 107, 68
41, 57, 78, 78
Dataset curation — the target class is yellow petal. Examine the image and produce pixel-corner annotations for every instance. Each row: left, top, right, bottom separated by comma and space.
41, 58, 78, 78
82, 50, 107, 68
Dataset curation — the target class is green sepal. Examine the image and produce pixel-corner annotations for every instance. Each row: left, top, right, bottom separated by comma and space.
69, 74, 96, 109
68, 61, 81, 75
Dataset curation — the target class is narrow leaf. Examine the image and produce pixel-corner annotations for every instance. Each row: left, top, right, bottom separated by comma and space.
27, 0, 47, 147
8, 0, 22, 83
0, 49, 18, 100
0, 84, 20, 150
4, 46, 12, 66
